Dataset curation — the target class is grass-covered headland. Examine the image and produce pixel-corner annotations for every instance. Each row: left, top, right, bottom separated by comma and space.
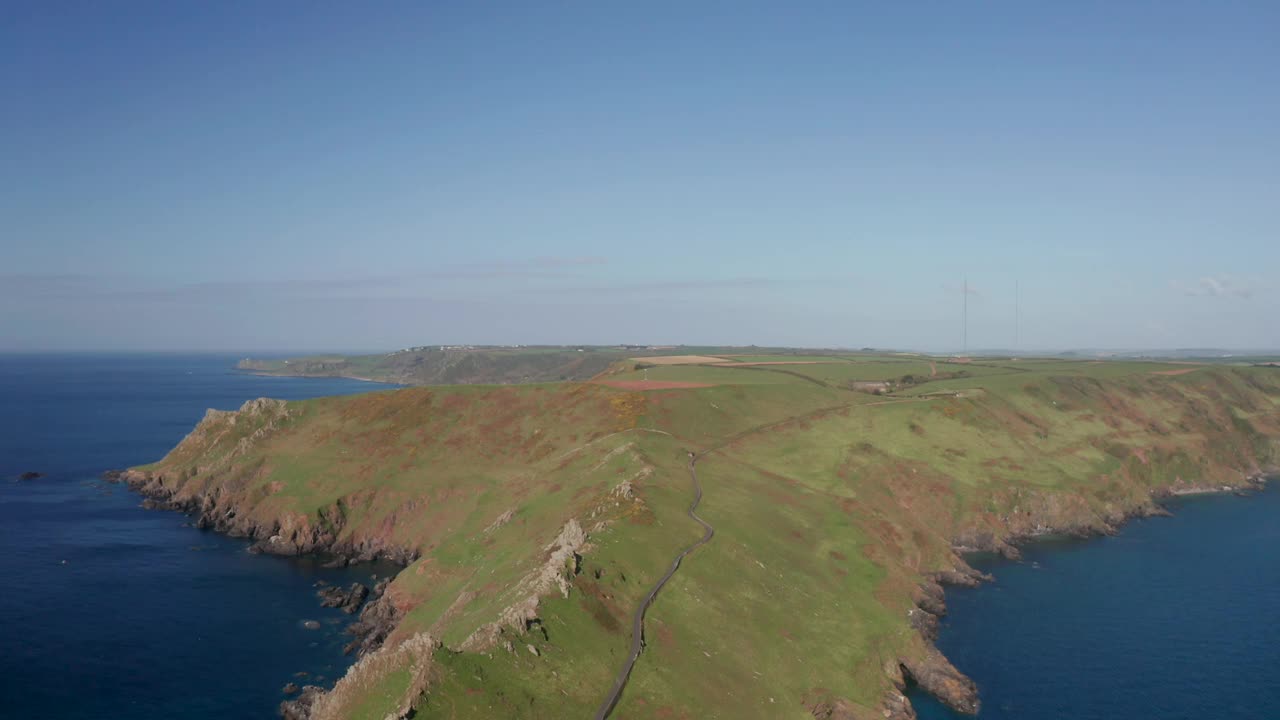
123, 352, 1280, 719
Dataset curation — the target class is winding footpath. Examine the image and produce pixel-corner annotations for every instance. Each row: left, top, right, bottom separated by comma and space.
592, 398, 943, 718
593, 452, 715, 720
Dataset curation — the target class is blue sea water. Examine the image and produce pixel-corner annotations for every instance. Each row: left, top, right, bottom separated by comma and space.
0, 354, 398, 719
911, 483, 1280, 720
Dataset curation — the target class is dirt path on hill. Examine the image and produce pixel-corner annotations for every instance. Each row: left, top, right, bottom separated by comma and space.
592, 395, 941, 717
593, 453, 715, 720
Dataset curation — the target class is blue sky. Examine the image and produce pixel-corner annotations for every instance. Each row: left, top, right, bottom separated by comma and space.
3, 2, 1277, 351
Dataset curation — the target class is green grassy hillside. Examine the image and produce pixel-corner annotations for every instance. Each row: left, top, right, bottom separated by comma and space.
130, 356, 1280, 719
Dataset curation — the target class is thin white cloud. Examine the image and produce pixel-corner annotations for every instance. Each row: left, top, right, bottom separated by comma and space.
1176, 275, 1254, 300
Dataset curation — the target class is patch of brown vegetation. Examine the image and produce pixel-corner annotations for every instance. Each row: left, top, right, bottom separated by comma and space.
608, 391, 648, 427
653, 620, 677, 648
576, 578, 624, 633
338, 387, 435, 425
625, 502, 657, 525
757, 480, 802, 508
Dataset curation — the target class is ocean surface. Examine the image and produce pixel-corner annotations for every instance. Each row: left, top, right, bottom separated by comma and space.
0, 354, 398, 719
911, 482, 1280, 720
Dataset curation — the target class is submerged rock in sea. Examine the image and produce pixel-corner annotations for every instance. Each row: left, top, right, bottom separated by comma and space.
280, 685, 325, 720
317, 582, 369, 614
18, 471, 44, 481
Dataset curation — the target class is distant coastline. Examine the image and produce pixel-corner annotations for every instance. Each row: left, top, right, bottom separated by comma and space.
238, 369, 389, 385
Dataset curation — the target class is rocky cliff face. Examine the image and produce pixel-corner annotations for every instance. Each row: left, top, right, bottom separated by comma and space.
111, 398, 419, 566
111, 465, 418, 566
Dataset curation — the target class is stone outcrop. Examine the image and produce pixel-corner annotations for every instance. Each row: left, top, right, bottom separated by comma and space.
299, 632, 440, 720
483, 508, 515, 533
869, 662, 920, 720
343, 579, 401, 656
899, 650, 979, 715
317, 583, 369, 614
457, 518, 586, 653
279, 685, 325, 720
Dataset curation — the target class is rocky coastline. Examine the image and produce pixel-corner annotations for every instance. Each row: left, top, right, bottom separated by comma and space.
279, 579, 405, 720
880, 470, 1275, 719
103, 468, 418, 566
102, 468, 413, 718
